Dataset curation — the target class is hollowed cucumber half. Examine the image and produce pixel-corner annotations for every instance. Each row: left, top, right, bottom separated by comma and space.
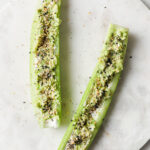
30, 0, 61, 128
58, 24, 129, 150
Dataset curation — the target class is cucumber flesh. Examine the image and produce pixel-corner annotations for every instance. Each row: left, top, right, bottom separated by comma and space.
30, 0, 61, 128
58, 24, 129, 149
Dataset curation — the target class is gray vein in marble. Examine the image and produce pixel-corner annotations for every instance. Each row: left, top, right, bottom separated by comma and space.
141, 0, 150, 9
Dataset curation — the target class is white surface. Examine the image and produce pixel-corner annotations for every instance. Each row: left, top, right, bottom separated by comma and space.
0, 0, 150, 150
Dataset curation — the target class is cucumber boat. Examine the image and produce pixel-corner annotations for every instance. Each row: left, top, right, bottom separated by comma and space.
58, 24, 128, 150
30, 0, 61, 128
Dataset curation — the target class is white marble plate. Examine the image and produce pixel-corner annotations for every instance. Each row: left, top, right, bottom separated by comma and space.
0, 0, 150, 150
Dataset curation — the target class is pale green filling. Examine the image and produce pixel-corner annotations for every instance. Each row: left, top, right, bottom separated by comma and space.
64, 28, 128, 150
30, 0, 61, 127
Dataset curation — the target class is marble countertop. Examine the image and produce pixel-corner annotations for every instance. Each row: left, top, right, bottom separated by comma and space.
0, 0, 150, 150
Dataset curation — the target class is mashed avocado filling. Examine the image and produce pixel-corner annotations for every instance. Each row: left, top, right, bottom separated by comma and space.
59, 24, 128, 150
30, 0, 61, 128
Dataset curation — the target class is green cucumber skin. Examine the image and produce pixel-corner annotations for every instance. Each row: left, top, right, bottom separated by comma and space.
58, 24, 128, 150
30, 0, 61, 127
